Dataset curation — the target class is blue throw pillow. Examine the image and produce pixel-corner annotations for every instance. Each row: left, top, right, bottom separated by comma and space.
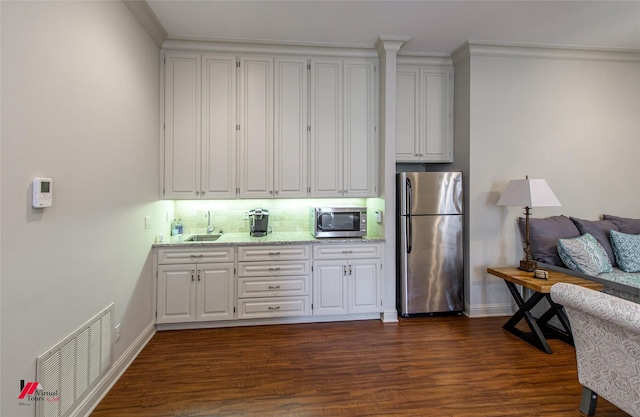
557, 233, 613, 276
609, 230, 640, 273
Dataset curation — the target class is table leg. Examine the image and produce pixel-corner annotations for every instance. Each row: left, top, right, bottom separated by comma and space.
537, 295, 574, 346
503, 281, 553, 354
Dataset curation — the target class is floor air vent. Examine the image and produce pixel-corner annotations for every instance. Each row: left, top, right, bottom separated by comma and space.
36, 304, 114, 417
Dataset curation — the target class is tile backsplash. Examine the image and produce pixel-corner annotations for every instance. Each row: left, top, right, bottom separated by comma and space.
173, 198, 384, 237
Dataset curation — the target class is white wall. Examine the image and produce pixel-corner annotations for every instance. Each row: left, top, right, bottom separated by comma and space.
0, 2, 169, 415
461, 44, 640, 316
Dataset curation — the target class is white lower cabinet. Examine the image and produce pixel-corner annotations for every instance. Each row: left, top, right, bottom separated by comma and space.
312, 244, 382, 316
236, 245, 311, 319
156, 247, 235, 323
155, 242, 382, 326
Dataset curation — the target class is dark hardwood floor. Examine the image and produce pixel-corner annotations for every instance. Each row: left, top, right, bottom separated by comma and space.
91, 316, 629, 417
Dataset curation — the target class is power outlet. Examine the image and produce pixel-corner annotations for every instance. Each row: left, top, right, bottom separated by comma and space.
144, 216, 151, 229
115, 323, 121, 342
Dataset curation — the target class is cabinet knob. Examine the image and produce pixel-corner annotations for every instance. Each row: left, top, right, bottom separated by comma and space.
349, 265, 353, 275
195, 191, 200, 196
343, 265, 347, 275
191, 270, 195, 281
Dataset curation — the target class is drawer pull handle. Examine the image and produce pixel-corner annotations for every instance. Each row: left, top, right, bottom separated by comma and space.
191, 270, 195, 282
268, 306, 281, 311
268, 285, 281, 290
342, 250, 353, 254
268, 251, 281, 255
190, 254, 204, 258
268, 267, 281, 271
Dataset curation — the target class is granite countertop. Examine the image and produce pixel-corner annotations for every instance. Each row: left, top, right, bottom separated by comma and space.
153, 232, 385, 248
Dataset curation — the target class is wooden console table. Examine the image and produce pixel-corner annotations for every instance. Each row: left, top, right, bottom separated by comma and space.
487, 267, 604, 354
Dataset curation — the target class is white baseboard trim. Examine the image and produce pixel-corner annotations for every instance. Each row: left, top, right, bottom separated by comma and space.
72, 321, 157, 417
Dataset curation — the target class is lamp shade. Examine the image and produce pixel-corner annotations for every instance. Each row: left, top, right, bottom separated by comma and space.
497, 178, 561, 208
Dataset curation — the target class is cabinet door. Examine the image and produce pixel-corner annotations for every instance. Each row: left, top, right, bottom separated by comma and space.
164, 53, 201, 199
419, 68, 453, 162
196, 262, 235, 321
395, 67, 420, 162
343, 59, 376, 197
157, 264, 196, 323
201, 54, 237, 199
309, 59, 342, 197
238, 56, 273, 198
347, 260, 380, 314
312, 261, 347, 315
274, 57, 308, 198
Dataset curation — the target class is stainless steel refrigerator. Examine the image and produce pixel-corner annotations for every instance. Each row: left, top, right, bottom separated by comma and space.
397, 172, 464, 316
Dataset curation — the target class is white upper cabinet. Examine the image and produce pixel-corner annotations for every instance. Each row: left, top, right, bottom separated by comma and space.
164, 52, 237, 199
164, 52, 201, 199
163, 48, 377, 200
238, 56, 274, 198
273, 57, 308, 198
237, 56, 309, 199
202, 54, 237, 198
396, 65, 453, 163
343, 60, 376, 196
310, 59, 342, 197
310, 58, 377, 198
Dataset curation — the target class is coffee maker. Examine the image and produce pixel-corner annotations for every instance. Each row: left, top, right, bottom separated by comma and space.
248, 208, 270, 236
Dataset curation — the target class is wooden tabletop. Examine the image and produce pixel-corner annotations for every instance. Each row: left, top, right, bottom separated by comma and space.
487, 267, 604, 293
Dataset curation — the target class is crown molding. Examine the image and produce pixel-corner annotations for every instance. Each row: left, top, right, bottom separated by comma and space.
162, 37, 379, 58
452, 40, 640, 65
123, 0, 167, 48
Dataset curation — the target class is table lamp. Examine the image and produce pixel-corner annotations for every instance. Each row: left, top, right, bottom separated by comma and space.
497, 176, 561, 272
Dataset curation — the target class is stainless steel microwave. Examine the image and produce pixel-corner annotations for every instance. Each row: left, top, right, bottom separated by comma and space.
310, 207, 367, 238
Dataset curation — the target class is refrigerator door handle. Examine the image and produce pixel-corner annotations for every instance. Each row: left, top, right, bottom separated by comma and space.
406, 178, 413, 253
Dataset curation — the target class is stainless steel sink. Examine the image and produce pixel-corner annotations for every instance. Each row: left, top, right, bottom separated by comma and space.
184, 234, 222, 242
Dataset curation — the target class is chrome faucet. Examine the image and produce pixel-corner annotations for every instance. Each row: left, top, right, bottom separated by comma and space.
206, 211, 214, 234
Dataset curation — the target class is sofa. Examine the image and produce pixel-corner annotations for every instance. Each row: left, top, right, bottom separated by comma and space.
550, 282, 640, 417
521, 214, 640, 303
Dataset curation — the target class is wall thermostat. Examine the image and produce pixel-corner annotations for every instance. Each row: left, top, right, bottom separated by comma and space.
32, 178, 53, 208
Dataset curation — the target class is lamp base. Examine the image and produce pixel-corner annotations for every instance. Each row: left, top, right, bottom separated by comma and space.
518, 259, 537, 272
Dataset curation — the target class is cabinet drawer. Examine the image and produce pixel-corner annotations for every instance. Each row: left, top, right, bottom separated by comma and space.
237, 260, 310, 277
313, 244, 380, 260
238, 276, 309, 298
237, 245, 310, 262
237, 296, 311, 319
157, 247, 235, 264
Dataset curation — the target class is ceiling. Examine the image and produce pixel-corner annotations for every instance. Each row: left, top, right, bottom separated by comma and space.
146, 0, 640, 54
